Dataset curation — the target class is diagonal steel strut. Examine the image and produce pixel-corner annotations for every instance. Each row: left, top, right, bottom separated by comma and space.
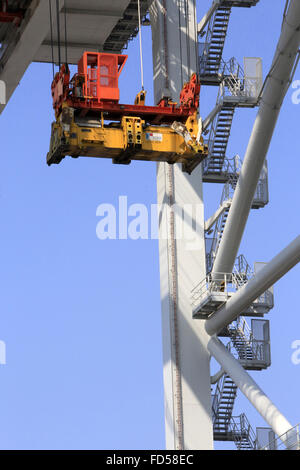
206, 235, 300, 336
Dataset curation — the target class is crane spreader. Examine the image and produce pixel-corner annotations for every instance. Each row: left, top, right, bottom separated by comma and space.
47, 51, 208, 174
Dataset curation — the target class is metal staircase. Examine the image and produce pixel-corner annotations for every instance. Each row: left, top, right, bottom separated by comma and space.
212, 374, 258, 449
198, 0, 278, 451
199, 0, 260, 85
199, 7, 231, 84
212, 316, 271, 446
205, 173, 236, 272
221, 0, 259, 5
199, 0, 263, 184
212, 373, 237, 439
205, 168, 268, 273
205, 103, 235, 175
226, 316, 271, 370
203, 57, 262, 182
230, 414, 258, 450
230, 324, 254, 362
233, 254, 253, 284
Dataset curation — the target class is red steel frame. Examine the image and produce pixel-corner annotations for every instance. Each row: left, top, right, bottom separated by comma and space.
51, 52, 201, 124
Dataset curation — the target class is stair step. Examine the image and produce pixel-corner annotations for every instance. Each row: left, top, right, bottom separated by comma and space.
218, 409, 235, 412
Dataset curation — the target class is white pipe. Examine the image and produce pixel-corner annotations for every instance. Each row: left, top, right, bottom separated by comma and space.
202, 102, 223, 131
205, 200, 231, 232
208, 336, 294, 447
212, 0, 300, 276
206, 235, 300, 336
137, 0, 145, 91
210, 366, 225, 385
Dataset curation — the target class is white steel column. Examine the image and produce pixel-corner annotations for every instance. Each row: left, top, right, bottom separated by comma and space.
212, 0, 300, 276
150, 0, 213, 450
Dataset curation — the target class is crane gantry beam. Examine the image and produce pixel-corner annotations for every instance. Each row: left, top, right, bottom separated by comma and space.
0, 1, 146, 114
0, 0, 52, 114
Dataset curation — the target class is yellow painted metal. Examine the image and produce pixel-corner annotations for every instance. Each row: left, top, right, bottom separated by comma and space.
134, 90, 147, 106
47, 106, 208, 173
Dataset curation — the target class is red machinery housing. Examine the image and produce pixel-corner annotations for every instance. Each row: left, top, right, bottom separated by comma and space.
0, 1, 24, 26
51, 51, 201, 124
77, 52, 127, 102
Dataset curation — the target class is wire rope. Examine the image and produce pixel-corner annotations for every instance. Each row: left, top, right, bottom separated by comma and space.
48, 0, 55, 78
137, 0, 144, 90
64, 2, 68, 65
55, 0, 61, 68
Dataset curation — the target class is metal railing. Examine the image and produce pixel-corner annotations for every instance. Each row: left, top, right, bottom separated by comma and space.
221, 175, 238, 202
226, 316, 271, 368
199, 52, 261, 101
205, 174, 239, 272
205, 166, 268, 271
204, 83, 229, 165
212, 373, 236, 424
191, 271, 274, 311
191, 272, 237, 308
221, 58, 261, 101
198, 6, 230, 77
234, 255, 253, 281
260, 424, 300, 450
227, 338, 270, 366
229, 316, 252, 342
205, 192, 232, 272
202, 152, 239, 177
231, 414, 257, 450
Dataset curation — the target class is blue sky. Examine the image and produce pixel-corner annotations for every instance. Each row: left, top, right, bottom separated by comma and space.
0, 0, 299, 450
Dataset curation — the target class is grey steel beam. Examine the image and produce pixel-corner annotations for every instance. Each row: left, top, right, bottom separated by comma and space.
212, 0, 300, 276
206, 235, 300, 336
0, 0, 64, 113
64, 8, 122, 18
37, 41, 103, 64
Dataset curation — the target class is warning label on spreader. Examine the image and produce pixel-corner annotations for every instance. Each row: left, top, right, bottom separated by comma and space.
145, 132, 163, 142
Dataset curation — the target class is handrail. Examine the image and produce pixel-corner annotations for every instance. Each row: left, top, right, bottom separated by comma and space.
204, 161, 268, 270
230, 414, 257, 449
228, 338, 269, 364
191, 271, 274, 312
191, 272, 235, 307
260, 423, 300, 450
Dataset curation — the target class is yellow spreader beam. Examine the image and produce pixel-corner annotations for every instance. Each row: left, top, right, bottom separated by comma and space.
47, 107, 208, 174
